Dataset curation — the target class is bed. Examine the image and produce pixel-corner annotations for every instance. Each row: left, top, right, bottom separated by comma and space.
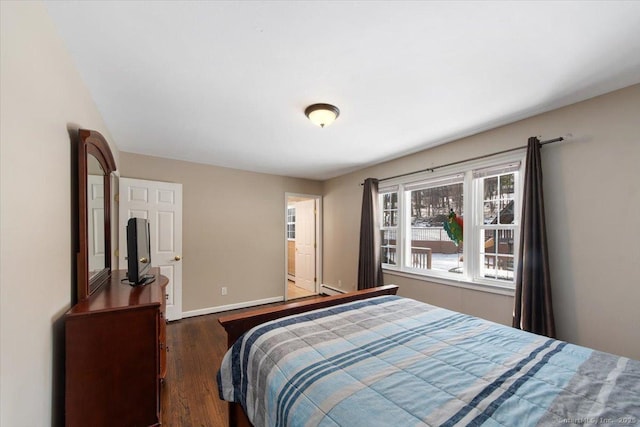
217, 286, 639, 426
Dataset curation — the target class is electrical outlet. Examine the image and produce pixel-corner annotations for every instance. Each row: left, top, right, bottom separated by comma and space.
221, 286, 228, 296
337, 280, 342, 288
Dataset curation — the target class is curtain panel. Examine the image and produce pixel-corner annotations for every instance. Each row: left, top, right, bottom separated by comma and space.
357, 178, 384, 290
513, 137, 556, 338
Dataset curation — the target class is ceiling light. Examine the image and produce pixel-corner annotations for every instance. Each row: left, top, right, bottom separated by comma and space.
305, 103, 340, 128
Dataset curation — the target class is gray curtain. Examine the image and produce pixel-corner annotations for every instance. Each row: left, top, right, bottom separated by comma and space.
357, 178, 384, 290
513, 137, 556, 338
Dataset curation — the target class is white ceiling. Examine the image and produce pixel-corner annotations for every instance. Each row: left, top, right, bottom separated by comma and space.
45, 1, 640, 180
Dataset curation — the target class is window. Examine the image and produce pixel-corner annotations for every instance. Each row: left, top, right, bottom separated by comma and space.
379, 154, 523, 289
287, 207, 295, 239
475, 164, 520, 282
380, 191, 398, 265
405, 175, 464, 276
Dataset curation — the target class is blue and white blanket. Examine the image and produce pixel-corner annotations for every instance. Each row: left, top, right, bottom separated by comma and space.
217, 296, 639, 426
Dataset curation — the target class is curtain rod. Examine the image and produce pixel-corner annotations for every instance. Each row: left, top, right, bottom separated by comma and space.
361, 136, 567, 186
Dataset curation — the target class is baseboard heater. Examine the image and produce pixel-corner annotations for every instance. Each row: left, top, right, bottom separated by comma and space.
320, 284, 347, 296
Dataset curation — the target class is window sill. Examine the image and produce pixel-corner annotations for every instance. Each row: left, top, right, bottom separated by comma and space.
382, 267, 516, 297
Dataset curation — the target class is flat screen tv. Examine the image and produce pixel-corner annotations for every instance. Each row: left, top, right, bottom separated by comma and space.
126, 217, 154, 285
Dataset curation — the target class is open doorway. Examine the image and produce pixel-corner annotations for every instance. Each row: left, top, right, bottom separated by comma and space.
285, 193, 322, 301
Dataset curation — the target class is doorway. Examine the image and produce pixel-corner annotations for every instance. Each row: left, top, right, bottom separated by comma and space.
285, 193, 322, 301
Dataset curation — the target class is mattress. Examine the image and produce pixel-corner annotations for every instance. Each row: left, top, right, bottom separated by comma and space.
217, 296, 639, 426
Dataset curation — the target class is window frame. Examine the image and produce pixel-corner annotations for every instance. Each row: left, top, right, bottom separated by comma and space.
473, 166, 521, 285
402, 173, 465, 279
380, 189, 399, 266
379, 151, 525, 293
287, 206, 296, 240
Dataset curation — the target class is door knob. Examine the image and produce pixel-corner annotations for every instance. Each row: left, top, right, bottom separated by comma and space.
174, 255, 182, 261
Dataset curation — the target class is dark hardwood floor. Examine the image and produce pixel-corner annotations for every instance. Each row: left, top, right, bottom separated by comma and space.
161, 313, 229, 427
161, 296, 321, 426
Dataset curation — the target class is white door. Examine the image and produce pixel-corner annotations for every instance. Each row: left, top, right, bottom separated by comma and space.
119, 177, 183, 321
87, 174, 105, 274
295, 199, 316, 292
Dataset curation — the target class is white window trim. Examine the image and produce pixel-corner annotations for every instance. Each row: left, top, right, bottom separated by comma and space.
379, 150, 525, 293
383, 269, 516, 296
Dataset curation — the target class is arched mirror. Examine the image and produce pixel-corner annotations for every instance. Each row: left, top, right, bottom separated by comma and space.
78, 129, 116, 301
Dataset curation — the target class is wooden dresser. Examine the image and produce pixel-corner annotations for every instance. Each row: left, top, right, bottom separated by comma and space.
65, 268, 169, 427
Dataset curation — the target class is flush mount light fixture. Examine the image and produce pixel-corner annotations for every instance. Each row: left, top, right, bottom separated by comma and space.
305, 103, 340, 128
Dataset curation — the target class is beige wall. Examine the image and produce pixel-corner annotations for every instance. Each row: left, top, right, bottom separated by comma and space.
119, 153, 322, 312
1, 6, 638, 427
0, 2, 118, 426
323, 84, 640, 359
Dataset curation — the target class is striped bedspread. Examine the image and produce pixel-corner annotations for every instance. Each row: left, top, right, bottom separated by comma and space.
217, 296, 639, 426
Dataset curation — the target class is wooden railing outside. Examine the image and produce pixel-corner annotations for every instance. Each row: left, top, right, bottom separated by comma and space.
381, 227, 461, 267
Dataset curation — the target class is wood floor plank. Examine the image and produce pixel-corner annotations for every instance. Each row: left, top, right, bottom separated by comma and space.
161, 314, 228, 426
161, 297, 319, 426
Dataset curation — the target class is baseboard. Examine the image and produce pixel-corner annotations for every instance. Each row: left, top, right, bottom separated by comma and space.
320, 283, 347, 296
182, 296, 285, 319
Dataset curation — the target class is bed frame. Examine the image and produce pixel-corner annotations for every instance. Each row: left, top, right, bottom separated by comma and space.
218, 284, 399, 427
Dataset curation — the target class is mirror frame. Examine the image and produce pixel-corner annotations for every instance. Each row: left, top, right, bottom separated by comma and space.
78, 129, 117, 301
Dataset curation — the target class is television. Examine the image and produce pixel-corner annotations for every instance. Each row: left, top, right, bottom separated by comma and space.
126, 217, 154, 285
